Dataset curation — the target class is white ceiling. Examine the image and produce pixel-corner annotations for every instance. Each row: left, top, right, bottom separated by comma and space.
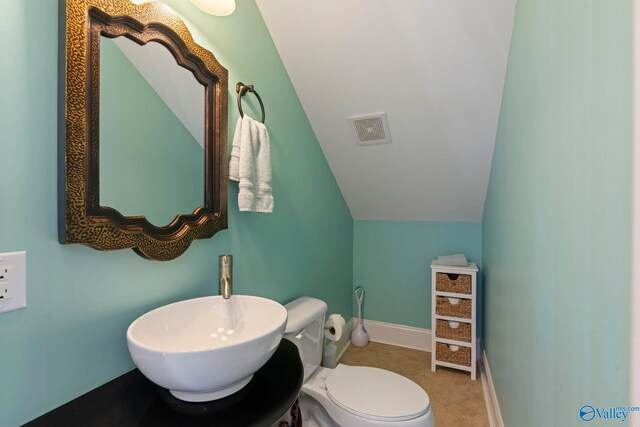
256, 0, 516, 221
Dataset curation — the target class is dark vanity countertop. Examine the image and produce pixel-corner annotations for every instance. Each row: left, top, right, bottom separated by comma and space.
25, 339, 302, 427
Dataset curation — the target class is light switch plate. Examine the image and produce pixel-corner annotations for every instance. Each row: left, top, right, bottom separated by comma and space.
0, 251, 27, 313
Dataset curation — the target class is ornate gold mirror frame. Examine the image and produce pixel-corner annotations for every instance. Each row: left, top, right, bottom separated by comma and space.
58, 0, 228, 260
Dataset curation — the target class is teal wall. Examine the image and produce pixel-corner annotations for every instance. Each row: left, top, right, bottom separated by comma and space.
0, 1, 352, 425
353, 221, 482, 332
482, 1, 632, 426
100, 39, 203, 226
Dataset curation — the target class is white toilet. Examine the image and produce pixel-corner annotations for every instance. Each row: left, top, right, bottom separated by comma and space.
284, 297, 435, 427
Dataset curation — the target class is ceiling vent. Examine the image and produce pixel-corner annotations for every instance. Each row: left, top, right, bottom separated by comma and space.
348, 113, 392, 146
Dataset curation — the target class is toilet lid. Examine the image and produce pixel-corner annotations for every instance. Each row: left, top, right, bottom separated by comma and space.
325, 364, 430, 422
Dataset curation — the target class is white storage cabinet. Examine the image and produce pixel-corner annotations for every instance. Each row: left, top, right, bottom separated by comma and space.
430, 261, 478, 380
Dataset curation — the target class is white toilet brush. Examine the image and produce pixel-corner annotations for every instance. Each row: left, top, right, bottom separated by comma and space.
351, 286, 370, 347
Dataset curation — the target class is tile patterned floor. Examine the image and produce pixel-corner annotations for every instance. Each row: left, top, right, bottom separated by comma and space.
340, 342, 489, 427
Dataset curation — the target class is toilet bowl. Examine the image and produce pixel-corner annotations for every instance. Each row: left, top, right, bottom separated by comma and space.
284, 297, 434, 427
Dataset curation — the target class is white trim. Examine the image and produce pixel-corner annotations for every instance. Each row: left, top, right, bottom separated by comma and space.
359, 318, 432, 352
633, 0, 640, 423
480, 346, 504, 427
354, 318, 485, 360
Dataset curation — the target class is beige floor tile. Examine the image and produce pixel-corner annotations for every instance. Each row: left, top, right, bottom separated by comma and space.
341, 341, 488, 426
415, 368, 484, 406
429, 396, 473, 427
446, 398, 490, 427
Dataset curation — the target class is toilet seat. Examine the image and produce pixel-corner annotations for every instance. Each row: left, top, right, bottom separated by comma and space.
324, 364, 430, 422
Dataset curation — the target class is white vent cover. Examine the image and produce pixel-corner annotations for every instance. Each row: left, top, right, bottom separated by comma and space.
348, 113, 392, 146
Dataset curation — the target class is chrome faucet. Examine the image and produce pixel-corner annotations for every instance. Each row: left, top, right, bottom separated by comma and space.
219, 255, 233, 299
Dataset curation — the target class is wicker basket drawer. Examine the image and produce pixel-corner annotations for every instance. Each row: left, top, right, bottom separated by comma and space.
436, 319, 472, 342
435, 296, 472, 319
435, 342, 471, 367
435, 272, 471, 294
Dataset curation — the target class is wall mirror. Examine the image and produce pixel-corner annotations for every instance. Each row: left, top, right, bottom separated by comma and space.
59, 0, 228, 260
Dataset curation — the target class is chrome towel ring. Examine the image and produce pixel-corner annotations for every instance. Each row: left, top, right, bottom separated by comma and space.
236, 82, 265, 124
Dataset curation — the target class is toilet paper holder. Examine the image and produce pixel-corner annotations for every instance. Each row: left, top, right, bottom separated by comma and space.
325, 326, 337, 335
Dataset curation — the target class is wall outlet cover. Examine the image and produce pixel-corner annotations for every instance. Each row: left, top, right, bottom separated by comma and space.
0, 251, 27, 313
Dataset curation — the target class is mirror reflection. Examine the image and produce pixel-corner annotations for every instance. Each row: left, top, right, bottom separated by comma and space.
99, 36, 205, 227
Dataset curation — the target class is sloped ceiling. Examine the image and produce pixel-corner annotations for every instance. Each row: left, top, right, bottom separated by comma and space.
256, 0, 516, 221
112, 37, 205, 147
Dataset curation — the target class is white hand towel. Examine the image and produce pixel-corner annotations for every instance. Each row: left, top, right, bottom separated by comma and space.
437, 253, 468, 267
229, 115, 273, 213
228, 117, 243, 181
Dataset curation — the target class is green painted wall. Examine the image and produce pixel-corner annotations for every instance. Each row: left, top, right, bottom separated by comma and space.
0, 1, 352, 425
100, 39, 203, 226
353, 221, 482, 332
482, 1, 632, 426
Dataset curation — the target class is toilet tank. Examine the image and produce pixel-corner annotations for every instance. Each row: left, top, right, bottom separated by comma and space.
284, 297, 328, 382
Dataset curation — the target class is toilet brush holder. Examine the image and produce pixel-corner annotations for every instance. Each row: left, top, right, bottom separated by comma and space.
351, 286, 369, 347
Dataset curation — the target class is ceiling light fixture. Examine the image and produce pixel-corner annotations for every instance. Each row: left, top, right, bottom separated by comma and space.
191, 0, 236, 16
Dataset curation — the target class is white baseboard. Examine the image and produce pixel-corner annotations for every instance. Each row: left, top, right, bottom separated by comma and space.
356, 318, 432, 352
351, 319, 484, 359
480, 345, 504, 427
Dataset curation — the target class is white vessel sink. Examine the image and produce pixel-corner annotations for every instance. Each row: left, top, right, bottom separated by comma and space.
127, 295, 287, 402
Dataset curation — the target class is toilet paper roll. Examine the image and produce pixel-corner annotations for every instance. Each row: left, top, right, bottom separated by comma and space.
324, 314, 346, 341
